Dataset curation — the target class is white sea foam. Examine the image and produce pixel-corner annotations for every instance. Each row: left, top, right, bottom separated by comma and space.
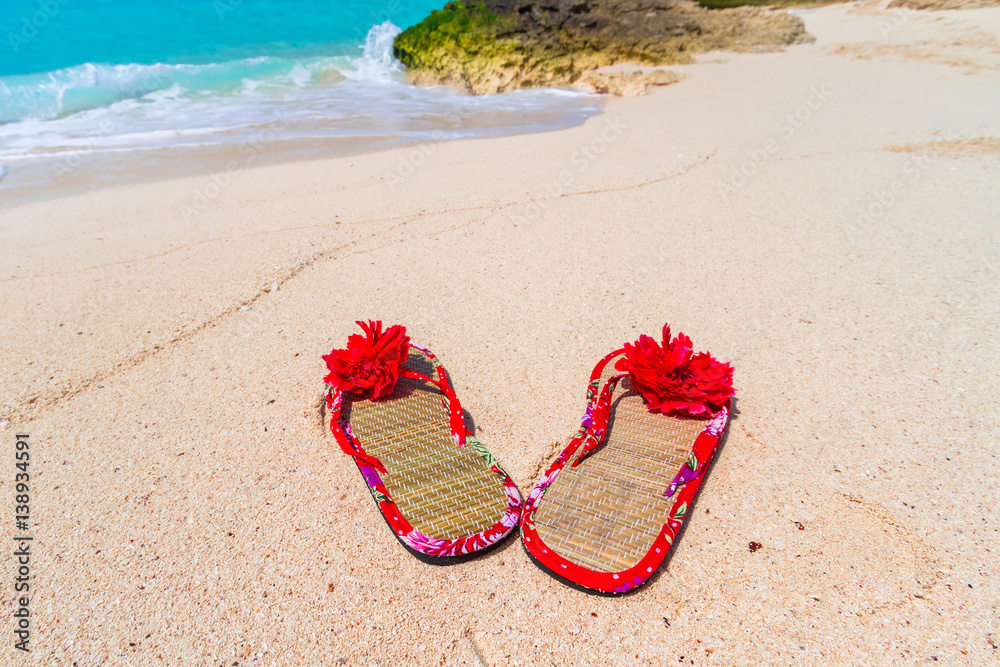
0, 22, 414, 125
345, 21, 405, 84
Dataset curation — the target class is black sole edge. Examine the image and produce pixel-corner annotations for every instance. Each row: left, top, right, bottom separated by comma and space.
355, 459, 520, 566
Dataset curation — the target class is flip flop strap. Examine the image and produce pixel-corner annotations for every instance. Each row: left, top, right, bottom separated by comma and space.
327, 350, 469, 474
588, 347, 626, 385
548, 347, 626, 468
570, 366, 724, 497
398, 367, 468, 442
579, 347, 626, 426
326, 389, 389, 473
571, 371, 627, 467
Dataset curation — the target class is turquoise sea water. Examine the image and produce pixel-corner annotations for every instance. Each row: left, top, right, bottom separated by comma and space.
0, 0, 600, 196
2, 1, 440, 77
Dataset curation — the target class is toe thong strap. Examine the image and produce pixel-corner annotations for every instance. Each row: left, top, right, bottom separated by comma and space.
326, 357, 472, 475
571, 372, 627, 467
326, 389, 389, 474
398, 368, 468, 446
569, 369, 727, 496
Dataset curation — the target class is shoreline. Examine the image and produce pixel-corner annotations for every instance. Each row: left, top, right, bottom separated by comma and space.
0, 90, 607, 212
0, 112, 596, 212
2, 3, 999, 664
0, 89, 606, 211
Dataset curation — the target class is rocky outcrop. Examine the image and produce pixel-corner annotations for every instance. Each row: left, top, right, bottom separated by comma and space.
575, 68, 684, 96
393, 0, 812, 94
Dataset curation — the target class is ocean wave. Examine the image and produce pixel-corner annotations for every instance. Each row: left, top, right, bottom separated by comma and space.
344, 21, 406, 84
0, 25, 408, 126
0, 23, 600, 181
0, 58, 354, 124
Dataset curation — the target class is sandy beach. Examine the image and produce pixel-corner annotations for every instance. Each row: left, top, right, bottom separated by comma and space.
2, 1, 999, 664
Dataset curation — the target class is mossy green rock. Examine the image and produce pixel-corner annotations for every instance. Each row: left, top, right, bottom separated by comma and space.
393, 0, 811, 94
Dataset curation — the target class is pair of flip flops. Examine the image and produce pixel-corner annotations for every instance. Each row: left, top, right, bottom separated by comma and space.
323, 321, 734, 594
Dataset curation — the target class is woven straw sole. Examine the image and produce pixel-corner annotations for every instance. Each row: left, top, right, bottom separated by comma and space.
532, 377, 704, 573
342, 349, 510, 541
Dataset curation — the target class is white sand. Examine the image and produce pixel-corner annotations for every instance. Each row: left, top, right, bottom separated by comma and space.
1, 2, 998, 664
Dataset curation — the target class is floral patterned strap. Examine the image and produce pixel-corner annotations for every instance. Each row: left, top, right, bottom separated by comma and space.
325, 389, 389, 474
397, 367, 468, 446
664, 407, 730, 498
575, 348, 627, 439
325, 353, 472, 474
590, 348, 627, 381
570, 367, 728, 497
326, 338, 523, 560
571, 372, 627, 467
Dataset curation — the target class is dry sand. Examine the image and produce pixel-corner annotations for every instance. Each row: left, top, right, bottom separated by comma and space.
1, 2, 998, 664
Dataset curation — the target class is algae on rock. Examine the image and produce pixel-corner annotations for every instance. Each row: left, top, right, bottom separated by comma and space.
393, 0, 813, 95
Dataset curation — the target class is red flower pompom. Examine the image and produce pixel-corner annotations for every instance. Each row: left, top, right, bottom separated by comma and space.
615, 323, 734, 418
323, 321, 411, 400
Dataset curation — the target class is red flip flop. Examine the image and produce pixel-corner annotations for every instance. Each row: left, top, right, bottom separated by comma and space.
521, 323, 734, 593
324, 321, 522, 563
